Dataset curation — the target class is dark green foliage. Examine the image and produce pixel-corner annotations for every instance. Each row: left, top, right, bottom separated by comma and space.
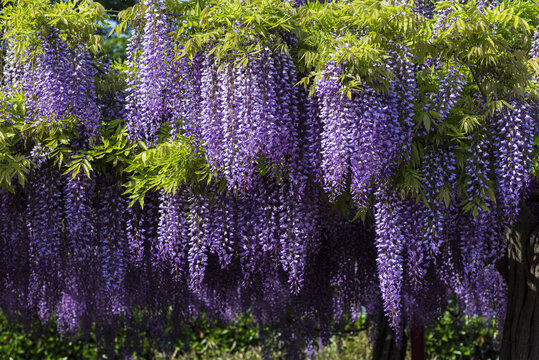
426, 301, 499, 360
0, 311, 260, 359
0, 313, 100, 360
0, 306, 502, 359
176, 312, 260, 356
101, 35, 128, 61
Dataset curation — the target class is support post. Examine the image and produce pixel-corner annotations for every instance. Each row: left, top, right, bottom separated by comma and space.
411, 319, 425, 360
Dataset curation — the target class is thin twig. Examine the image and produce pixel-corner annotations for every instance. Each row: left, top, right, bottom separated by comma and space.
468, 64, 487, 103
91, 62, 107, 75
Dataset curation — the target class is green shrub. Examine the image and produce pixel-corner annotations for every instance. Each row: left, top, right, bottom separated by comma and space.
0, 304, 502, 360
426, 302, 499, 360
0, 313, 99, 360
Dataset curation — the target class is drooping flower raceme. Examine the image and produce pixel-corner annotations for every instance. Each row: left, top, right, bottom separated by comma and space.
198, 49, 301, 193
25, 162, 64, 322
423, 65, 466, 130
126, 0, 171, 143
318, 54, 416, 208
23, 30, 100, 139
491, 100, 536, 224
374, 185, 409, 333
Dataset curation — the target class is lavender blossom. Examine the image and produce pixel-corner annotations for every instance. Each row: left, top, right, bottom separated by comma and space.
25, 163, 64, 321
491, 100, 535, 224
23, 30, 100, 138
126, 0, 172, 143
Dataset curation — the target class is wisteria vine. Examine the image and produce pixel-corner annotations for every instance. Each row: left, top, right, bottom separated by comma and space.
0, 0, 538, 357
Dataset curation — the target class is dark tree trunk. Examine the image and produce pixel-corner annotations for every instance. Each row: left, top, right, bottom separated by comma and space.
500, 203, 539, 360
372, 311, 407, 360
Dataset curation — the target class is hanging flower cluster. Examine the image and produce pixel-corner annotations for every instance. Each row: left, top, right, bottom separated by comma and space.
423, 65, 466, 129
317, 53, 416, 208
22, 29, 101, 139
125, 0, 204, 143
199, 50, 301, 192
492, 100, 536, 223
126, 0, 170, 142
0, 173, 379, 351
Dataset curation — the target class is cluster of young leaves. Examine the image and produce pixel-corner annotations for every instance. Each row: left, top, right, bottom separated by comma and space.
113, 1, 148, 36
0, 85, 91, 189
0, 108, 210, 207
432, 1, 537, 103
60, 119, 209, 206
0, 92, 30, 192
295, 0, 429, 94
63, 119, 136, 179
0, 74, 94, 192
176, 0, 298, 66
0, 110, 208, 209
123, 138, 210, 206
1, 0, 107, 57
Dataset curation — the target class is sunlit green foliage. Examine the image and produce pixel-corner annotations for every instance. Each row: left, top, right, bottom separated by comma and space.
1, 0, 107, 56
0, 0, 538, 211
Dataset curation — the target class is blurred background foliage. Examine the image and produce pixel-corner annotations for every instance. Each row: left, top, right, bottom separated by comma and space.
98, 0, 132, 61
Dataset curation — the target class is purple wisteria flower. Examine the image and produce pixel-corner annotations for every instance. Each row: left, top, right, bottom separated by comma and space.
23, 30, 100, 138
126, 0, 171, 143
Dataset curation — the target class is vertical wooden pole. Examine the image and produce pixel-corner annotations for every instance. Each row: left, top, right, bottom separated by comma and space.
411, 319, 425, 360
373, 311, 407, 360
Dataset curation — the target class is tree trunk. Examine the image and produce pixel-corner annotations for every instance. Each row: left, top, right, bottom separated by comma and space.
372, 311, 407, 360
500, 203, 539, 360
